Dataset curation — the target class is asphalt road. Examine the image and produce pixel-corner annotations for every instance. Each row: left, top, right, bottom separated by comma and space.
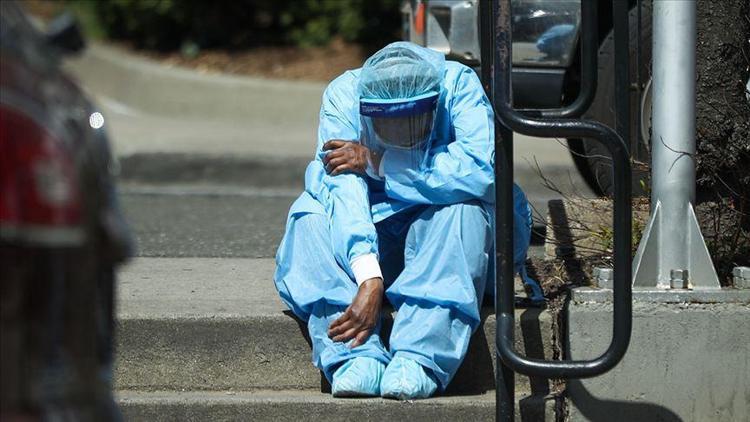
115, 134, 593, 260
119, 183, 553, 260
120, 186, 294, 258
112, 127, 593, 261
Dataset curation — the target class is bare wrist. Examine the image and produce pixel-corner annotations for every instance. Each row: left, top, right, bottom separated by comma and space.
361, 277, 384, 291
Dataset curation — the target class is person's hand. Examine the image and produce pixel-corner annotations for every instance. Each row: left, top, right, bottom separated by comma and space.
328, 277, 384, 348
323, 140, 371, 176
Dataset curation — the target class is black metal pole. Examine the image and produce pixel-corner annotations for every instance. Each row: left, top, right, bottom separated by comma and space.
493, 0, 516, 417
613, 0, 631, 151
481, 0, 515, 420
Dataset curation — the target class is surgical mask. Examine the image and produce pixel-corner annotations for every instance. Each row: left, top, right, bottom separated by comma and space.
359, 91, 438, 171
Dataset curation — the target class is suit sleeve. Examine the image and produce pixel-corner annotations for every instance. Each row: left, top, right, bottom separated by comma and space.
303, 79, 382, 285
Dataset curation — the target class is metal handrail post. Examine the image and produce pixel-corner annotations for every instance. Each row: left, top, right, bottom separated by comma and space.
493, 0, 632, 379
478, 1, 516, 420
484, 1, 634, 420
613, 0, 631, 147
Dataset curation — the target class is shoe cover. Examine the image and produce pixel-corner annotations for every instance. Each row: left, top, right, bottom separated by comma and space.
331, 357, 385, 397
380, 356, 438, 400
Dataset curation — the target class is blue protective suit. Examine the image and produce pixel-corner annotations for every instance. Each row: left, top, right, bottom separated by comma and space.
274, 42, 536, 391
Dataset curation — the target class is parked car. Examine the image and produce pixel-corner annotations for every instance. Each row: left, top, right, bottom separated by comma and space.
1, 1, 131, 420
401, 0, 652, 195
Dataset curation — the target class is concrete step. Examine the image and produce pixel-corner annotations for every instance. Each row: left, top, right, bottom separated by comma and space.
116, 390, 560, 422
115, 258, 556, 395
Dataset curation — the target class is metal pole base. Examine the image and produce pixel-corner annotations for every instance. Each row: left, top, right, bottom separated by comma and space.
632, 201, 720, 289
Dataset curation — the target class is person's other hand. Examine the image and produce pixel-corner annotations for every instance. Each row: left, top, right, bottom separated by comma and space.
328, 277, 384, 348
323, 140, 370, 176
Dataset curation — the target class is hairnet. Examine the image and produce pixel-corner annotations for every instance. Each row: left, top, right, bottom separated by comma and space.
358, 42, 446, 101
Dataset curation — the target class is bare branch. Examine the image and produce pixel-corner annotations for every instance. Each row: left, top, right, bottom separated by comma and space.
658, 136, 694, 173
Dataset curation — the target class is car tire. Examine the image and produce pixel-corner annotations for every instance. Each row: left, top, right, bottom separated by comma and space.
578, 2, 653, 196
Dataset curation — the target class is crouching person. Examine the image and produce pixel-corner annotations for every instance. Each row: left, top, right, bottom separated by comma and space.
274, 42, 538, 400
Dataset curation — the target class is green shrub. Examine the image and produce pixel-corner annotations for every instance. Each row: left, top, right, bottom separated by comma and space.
70, 0, 401, 50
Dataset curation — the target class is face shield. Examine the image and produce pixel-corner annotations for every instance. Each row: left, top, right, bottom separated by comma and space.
359, 91, 439, 171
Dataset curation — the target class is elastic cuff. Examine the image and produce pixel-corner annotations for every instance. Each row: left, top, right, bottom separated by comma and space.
350, 253, 383, 286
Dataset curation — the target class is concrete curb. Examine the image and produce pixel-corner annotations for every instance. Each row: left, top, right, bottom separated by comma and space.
567, 292, 750, 421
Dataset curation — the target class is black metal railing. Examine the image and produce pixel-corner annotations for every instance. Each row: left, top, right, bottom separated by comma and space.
479, 1, 634, 420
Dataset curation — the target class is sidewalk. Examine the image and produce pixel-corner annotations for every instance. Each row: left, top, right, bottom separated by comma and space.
65, 43, 324, 159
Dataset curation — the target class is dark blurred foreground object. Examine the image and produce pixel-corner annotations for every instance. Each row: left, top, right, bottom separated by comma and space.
1, 1, 132, 420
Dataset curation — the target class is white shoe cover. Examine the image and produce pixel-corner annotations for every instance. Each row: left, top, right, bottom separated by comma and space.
331, 357, 385, 397
380, 356, 438, 400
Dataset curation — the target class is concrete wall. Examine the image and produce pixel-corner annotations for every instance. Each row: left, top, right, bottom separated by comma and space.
566, 289, 750, 422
